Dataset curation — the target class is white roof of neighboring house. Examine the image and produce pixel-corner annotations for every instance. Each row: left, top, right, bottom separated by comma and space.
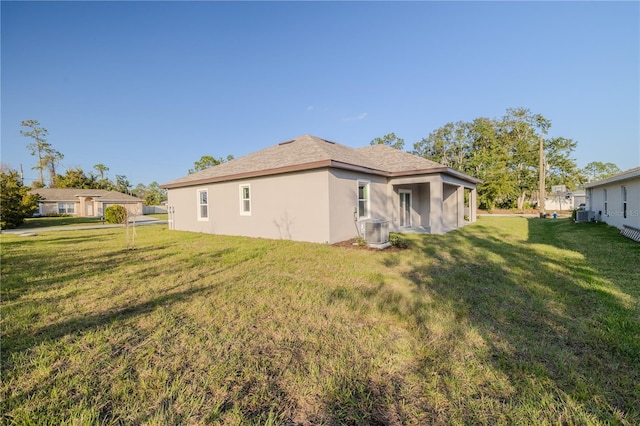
163, 134, 481, 189
584, 166, 640, 188
31, 188, 142, 203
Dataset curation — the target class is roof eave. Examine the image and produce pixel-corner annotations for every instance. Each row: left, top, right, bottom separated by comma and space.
584, 168, 640, 188
161, 160, 335, 189
389, 167, 482, 184
162, 162, 481, 189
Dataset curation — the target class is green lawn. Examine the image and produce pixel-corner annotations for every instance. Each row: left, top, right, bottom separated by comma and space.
18, 216, 106, 228
1, 218, 638, 424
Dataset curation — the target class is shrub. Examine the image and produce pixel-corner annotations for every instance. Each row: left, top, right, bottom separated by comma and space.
0, 170, 40, 229
104, 205, 128, 224
389, 233, 409, 249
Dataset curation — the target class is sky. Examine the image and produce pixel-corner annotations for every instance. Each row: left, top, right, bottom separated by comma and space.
2, 1, 639, 187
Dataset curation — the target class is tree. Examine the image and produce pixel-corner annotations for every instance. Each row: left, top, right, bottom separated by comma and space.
582, 161, 621, 182
43, 150, 64, 187
93, 163, 109, 180
545, 137, 583, 190
413, 108, 582, 210
115, 175, 131, 194
132, 181, 168, 206
370, 132, 405, 150
189, 154, 234, 174
20, 120, 49, 186
0, 168, 40, 229
144, 181, 167, 206
499, 108, 551, 209
413, 122, 469, 172
56, 167, 96, 189
20, 120, 65, 187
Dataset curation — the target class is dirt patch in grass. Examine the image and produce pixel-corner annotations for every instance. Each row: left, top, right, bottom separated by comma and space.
332, 238, 407, 251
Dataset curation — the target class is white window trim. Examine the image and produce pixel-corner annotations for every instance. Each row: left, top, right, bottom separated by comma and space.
197, 189, 208, 221
239, 184, 251, 216
399, 189, 412, 227
58, 202, 76, 215
357, 180, 370, 220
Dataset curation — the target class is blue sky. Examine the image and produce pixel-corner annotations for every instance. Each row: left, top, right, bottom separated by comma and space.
2, 1, 638, 187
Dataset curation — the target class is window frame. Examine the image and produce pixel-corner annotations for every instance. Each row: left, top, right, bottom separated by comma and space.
603, 188, 608, 216
197, 189, 209, 221
239, 184, 251, 216
58, 202, 75, 215
357, 180, 370, 220
622, 185, 627, 219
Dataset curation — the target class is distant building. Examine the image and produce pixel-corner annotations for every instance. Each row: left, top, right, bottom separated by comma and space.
31, 188, 143, 217
545, 189, 586, 211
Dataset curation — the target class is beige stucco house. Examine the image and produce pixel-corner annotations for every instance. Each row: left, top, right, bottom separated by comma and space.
584, 166, 640, 231
31, 188, 143, 217
162, 134, 480, 244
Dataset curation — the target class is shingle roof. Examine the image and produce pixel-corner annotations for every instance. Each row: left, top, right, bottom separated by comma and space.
355, 144, 445, 173
31, 188, 142, 202
163, 134, 480, 188
583, 166, 640, 188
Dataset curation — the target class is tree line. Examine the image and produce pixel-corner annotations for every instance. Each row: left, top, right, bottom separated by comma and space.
15, 119, 166, 206
371, 108, 620, 210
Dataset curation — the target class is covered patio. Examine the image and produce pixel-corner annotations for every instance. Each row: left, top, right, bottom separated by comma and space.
388, 174, 478, 235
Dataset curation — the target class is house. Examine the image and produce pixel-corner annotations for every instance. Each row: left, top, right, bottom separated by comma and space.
162, 134, 481, 244
584, 166, 640, 230
30, 188, 143, 217
545, 189, 586, 211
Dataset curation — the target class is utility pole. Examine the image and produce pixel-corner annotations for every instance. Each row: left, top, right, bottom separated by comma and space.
539, 135, 545, 215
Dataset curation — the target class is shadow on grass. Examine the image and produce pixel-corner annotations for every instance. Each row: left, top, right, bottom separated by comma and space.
374, 217, 639, 422
19, 216, 105, 229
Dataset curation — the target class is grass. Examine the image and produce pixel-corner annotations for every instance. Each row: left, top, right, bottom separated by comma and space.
18, 216, 105, 228
1, 217, 638, 424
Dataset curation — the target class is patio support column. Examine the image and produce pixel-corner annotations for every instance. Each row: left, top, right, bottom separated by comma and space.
457, 186, 464, 227
470, 188, 477, 223
430, 179, 444, 234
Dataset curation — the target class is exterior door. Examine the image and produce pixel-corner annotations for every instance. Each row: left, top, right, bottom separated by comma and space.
399, 190, 412, 227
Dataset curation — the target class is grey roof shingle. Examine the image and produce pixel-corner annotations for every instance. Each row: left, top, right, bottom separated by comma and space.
163, 134, 479, 188
355, 144, 445, 173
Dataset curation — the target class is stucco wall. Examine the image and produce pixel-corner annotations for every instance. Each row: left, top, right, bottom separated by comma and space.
443, 184, 460, 228
168, 169, 332, 243
327, 169, 388, 243
390, 183, 429, 229
587, 177, 640, 230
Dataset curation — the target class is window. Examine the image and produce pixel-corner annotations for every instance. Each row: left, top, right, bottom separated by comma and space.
622, 186, 627, 219
603, 189, 608, 216
197, 189, 208, 220
58, 202, 75, 214
358, 181, 369, 219
240, 184, 251, 215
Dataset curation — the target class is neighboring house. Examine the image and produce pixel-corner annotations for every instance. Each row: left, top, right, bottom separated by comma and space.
545, 189, 586, 211
584, 166, 640, 230
162, 134, 480, 244
31, 188, 143, 217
